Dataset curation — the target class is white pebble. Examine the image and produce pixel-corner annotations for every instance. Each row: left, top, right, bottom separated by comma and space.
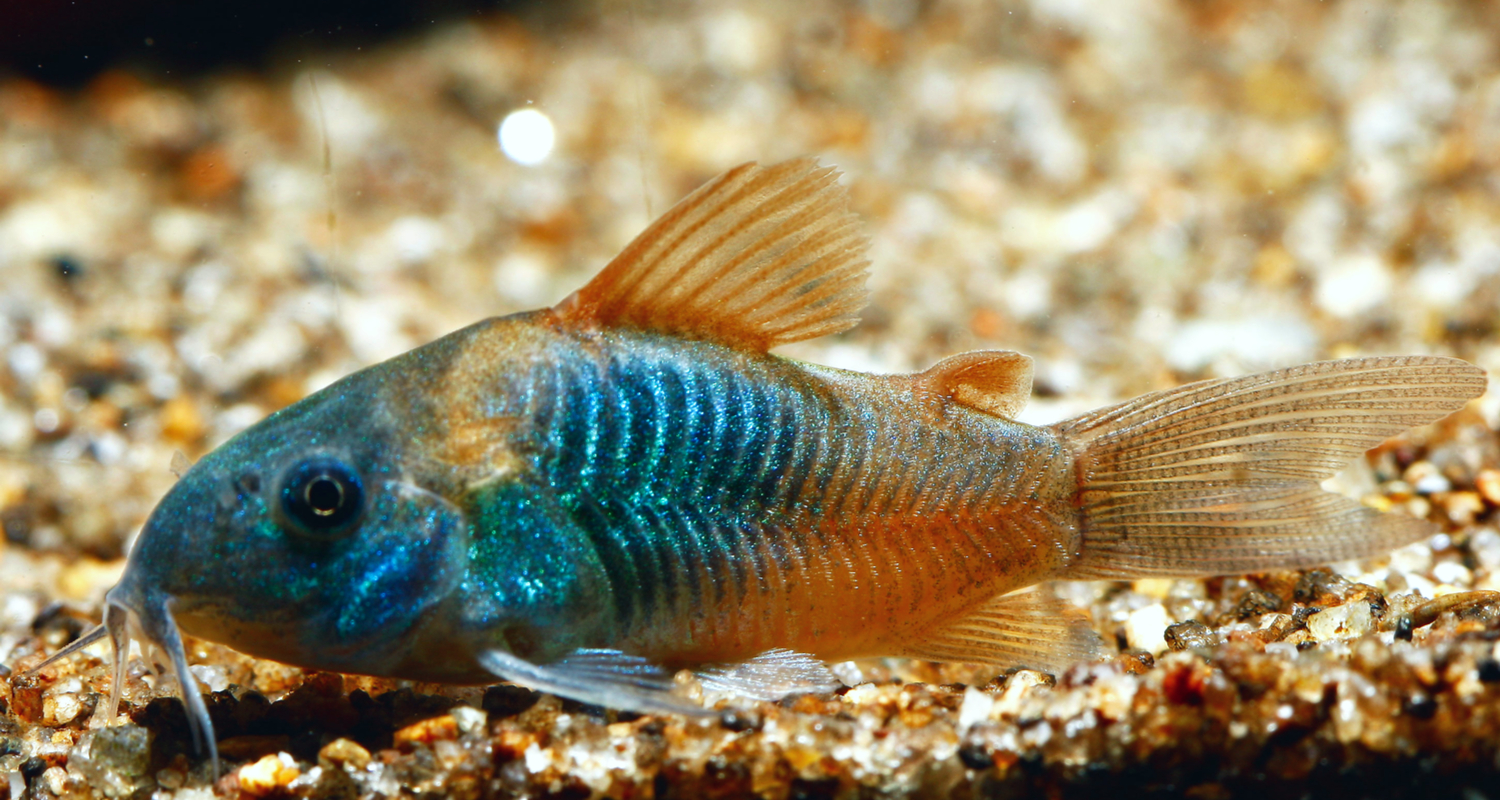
1432, 560, 1472, 587
493, 250, 555, 307
189, 664, 229, 693
958, 686, 996, 732
702, 10, 776, 75
1388, 542, 1434, 575
1467, 528, 1500, 572
91, 431, 128, 465
451, 706, 488, 737
213, 404, 266, 445
1124, 604, 1170, 655
151, 208, 217, 259
387, 216, 446, 265
1000, 269, 1053, 320
33, 409, 59, 434
8, 342, 44, 381
1314, 252, 1392, 319
523, 742, 553, 773
1165, 315, 1316, 373
1055, 190, 1135, 253
1306, 602, 1373, 641
42, 767, 67, 796
1413, 473, 1451, 494
0, 405, 34, 450
295, 73, 384, 156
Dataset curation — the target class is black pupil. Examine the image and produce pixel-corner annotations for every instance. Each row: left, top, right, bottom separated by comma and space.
305, 476, 344, 515
282, 459, 363, 535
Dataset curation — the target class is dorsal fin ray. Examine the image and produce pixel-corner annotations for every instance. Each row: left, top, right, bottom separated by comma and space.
556, 159, 871, 351
921, 350, 1034, 418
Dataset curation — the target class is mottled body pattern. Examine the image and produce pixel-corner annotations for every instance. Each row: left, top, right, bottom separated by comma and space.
29, 159, 1488, 773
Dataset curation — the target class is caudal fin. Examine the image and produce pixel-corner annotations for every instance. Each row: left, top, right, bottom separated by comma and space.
1052, 357, 1487, 580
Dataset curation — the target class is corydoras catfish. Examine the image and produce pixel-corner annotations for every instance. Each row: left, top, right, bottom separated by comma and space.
33, 159, 1488, 771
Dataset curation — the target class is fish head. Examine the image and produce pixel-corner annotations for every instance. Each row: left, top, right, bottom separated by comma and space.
110, 361, 472, 677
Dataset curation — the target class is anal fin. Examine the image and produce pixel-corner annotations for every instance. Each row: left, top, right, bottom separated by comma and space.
900, 585, 1103, 675
478, 648, 712, 716
695, 649, 844, 701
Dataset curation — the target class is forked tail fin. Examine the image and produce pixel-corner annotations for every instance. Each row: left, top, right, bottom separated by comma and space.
1051, 357, 1487, 580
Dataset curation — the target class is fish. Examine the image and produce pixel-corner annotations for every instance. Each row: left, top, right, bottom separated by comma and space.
30, 158, 1488, 772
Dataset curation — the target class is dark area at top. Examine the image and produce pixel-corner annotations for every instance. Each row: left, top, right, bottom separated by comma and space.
0, 0, 535, 86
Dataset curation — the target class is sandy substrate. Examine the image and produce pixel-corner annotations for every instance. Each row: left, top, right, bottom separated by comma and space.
2, 0, 1500, 797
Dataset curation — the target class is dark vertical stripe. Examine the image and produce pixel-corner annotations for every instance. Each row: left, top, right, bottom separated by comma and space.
661, 503, 709, 613
633, 502, 681, 621
576, 359, 606, 492
574, 493, 640, 630
603, 356, 638, 495
548, 362, 591, 492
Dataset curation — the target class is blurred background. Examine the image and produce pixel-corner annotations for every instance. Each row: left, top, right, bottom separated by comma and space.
1, 0, 519, 84
1, 0, 1497, 612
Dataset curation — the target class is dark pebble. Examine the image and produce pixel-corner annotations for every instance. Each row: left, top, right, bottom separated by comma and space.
51, 254, 84, 282
481, 684, 540, 719
1164, 620, 1220, 651
20, 756, 46, 781
719, 710, 762, 732
1233, 588, 1284, 619
1402, 693, 1438, 720
1293, 570, 1353, 605
1478, 658, 1500, 683
959, 742, 993, 770
1395, 614, 1415, 641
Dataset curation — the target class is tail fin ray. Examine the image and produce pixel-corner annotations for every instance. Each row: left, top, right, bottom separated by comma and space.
1053, 357, 1486, 579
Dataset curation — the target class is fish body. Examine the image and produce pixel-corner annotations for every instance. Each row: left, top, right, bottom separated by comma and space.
128, 313, 1074, 683
33, 159, 1487, 770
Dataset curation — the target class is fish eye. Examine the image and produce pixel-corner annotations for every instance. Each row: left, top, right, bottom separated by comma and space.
279, 458, 364, 537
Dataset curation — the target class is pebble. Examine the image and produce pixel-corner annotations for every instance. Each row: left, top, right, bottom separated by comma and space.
1432, 561, 1473, 588
1477, 470, 1500, 506
1306, 602, 1374, 641
1314, 253, 1393, 319
1163, 620, 1220, 652
1441, 492, 1485, 526
318, 738, 372, 771
957, 686, 995, 732
1404, 461, 1451, 495
90, 724, 150, 777
1125, 604, 1171, 656
450, 705, 488, 737
238, 752, 300, 797
394, 714, 459, 748
1468, 528, 1500, 572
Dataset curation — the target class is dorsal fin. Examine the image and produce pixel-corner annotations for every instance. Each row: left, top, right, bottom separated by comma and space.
920, 350, 1034, 418
556, 159, 871, 351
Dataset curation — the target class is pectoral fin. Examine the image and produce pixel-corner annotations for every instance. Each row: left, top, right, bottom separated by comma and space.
901, 585, 1103, 675
696, 649, 844, 700
478, 648, 712, 716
